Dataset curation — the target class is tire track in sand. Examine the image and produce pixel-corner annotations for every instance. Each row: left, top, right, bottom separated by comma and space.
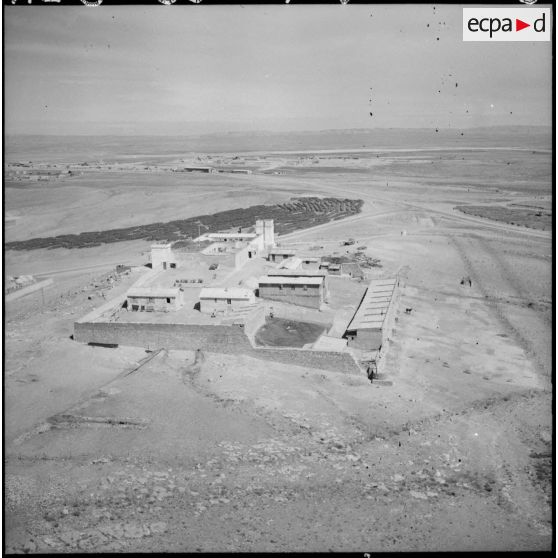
450, 236, 549, 379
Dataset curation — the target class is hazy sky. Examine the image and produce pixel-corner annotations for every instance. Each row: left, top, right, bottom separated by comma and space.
4, 4, 552, 135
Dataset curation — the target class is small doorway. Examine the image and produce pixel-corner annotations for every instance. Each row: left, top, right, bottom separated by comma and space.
163, 262, 167, 270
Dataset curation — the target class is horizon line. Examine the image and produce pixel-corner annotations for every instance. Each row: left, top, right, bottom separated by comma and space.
5, 124, 552, 139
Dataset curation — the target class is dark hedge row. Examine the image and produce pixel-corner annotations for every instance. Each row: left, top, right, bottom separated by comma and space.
6, 197, 363, 251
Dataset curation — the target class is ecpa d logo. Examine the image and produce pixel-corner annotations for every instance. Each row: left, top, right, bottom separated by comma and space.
463, 8, 551, 41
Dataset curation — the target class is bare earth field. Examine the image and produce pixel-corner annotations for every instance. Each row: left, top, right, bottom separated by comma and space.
4, 127, 553, 553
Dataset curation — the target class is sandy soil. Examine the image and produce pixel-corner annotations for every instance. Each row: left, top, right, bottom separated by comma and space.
4, 172, 295, 242
4, 131, 553, 553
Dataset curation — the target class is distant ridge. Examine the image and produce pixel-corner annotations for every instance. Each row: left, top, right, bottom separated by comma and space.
5, 126, 551, 162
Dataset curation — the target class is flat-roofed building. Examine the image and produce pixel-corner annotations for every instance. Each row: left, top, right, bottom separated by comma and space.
258, 275, 325, 309
341, 262, 364, 279
127, 287, 183, 312
345, 278, 397, 350
267, 268, 329, 298
267, 269, 326, 278
200, 220, 274, 267
151, 243, 177, 271
199, 287, 256, 314
301, 257, 320, 270
268, 249, 296, 263
202, 232, 262, 269
205, 232, 258, 243
277, 256, 302, 270
175, 166, 216, 173
230, 169, 252, 174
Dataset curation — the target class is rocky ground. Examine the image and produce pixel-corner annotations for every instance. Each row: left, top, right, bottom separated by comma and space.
4, 254, 552, 552
5, 387, 552, 552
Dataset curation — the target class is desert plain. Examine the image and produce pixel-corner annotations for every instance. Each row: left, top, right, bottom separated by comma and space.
4, 126, 553, 552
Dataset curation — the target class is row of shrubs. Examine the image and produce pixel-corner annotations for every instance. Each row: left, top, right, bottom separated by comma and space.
6, 197, 363, 251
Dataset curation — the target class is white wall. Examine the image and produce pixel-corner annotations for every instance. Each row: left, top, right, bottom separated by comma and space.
151, 245, 176, 270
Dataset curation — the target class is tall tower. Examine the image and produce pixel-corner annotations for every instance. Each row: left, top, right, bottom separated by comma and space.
256, 219, 275, 249
263, 219, 275, 248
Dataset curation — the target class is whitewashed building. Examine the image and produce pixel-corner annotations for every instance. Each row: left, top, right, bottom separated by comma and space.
199, 287, 256, 314
127, 287, 184, 312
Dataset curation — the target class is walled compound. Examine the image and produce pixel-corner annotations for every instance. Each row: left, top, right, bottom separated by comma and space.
74, 218, 399, 377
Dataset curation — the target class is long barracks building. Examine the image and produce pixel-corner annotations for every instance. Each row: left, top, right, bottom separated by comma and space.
257, 275, 325, 309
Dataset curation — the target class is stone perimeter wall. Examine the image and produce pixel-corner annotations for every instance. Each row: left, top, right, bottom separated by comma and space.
254, 347, 359, 375
74, 321, 252, 353
74, 319, 360, 375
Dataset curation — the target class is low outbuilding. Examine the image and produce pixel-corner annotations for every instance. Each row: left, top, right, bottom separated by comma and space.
278, 257, 302, 270
268, 249, 296, 262
301, 257, 320, 270
127, 287, 183, 312
199, 287, 256, 314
